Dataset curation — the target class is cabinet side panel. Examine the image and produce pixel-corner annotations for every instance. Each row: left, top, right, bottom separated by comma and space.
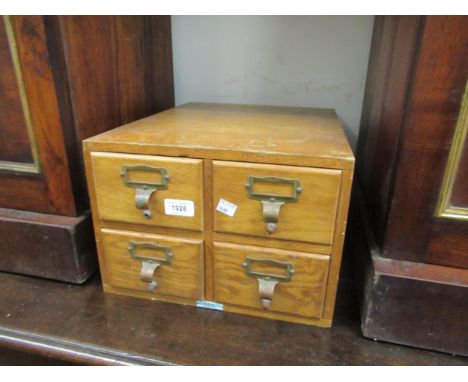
384, 16, 468, 268
59, 16, 175, 212
356, 16, 422, 247
143, 16, 175, 114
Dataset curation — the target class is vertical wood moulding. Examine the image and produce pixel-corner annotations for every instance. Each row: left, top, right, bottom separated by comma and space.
0, 16, 41, 174
435, 80, 468, 221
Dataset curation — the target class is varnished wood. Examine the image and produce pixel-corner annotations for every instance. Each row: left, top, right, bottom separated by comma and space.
356, 16, 422, 247
353, 16, 468, 354
383, 16, 468, 268
450, 136, 468, 207
0, 16, 76, 215
58, 16, 174, 143
100, 229, 204, 300
90, 152, 204, 231
0, 272, 465, 365
349, 185, 468, 356
0, 16, 174, 217
366, 16, 468, 268
84, 103, 354, 326
213, 232, 332, 255
0, 207, 96, 283
84, 102, 354, 170
83, 145, 110, 287
0, 17, 34, 165
96, 220, 205, 240
322, 168, 354, 321
0, 346, 76, 366
203, 160, 215, 301
213, 242, 329, 320
0, 16, 174, 282
213, 160, 341, 245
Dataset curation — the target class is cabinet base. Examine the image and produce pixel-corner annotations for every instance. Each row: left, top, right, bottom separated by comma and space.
0, 207, 97, 283
349, 190, 468, 356
103, 284, 332, 327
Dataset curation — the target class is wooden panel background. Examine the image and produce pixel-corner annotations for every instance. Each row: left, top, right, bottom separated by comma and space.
383, 16, 468, 268
0, 17, 34, 165
0, 16, 175, 216
356, 16, 422, 247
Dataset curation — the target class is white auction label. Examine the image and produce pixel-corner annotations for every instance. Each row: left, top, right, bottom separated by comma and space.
164, 199, 195, 217
216, 199, 238, 217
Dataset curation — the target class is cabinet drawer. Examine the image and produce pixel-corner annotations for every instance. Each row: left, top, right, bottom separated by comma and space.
101, 229, 204, 300
213, 242, 329, 319
91, 152, 204, 231
213, 161, 341, 245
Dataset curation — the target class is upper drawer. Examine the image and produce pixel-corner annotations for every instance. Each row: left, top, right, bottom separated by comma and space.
213, 161, 341, 245
90, 152, 204, 231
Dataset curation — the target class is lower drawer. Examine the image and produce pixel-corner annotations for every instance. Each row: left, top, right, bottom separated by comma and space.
100, 229, 204, 300
213, 242, 330, 319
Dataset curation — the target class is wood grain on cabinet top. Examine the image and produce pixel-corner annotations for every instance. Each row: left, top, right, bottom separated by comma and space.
84, 103, 354, 169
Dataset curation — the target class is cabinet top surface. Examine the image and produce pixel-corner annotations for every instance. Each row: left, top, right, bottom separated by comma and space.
84, 103, 354, 168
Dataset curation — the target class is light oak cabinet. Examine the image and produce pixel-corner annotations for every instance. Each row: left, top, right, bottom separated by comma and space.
84, 103, 354, 327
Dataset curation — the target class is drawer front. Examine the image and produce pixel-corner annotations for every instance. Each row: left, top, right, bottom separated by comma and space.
91, 152, 204, 231
213, 161, 341, 245
213, 242, 329, 319
101, 229, 204, 300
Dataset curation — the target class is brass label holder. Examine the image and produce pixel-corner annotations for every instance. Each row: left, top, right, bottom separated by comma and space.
245, 176, 302, 233
120, 165, 170, 219
243, 258, 294, 309
128, 241, 173, 291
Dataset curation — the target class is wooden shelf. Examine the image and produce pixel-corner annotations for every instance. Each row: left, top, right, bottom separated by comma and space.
0, 271, 465, 365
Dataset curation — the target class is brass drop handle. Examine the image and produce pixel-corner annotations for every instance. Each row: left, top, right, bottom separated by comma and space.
128, 241, 173, 291
245, 176, 302, 233
120, 165, 170, 219
242, 258, 294, 309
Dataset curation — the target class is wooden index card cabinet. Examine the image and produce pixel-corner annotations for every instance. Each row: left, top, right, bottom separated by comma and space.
83, 103, 354, 327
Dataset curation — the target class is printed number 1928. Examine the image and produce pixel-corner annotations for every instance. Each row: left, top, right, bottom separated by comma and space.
172, 204, 187, 212
164, 199, 195, 217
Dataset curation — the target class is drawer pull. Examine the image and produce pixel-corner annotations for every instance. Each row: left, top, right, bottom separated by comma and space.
242, 258, 295, 309
128, 241, 173, 291
245, 176, 301, 233
120, 165, 170, 219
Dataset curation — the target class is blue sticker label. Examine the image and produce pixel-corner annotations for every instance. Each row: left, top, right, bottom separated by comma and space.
196, 300, 224, 311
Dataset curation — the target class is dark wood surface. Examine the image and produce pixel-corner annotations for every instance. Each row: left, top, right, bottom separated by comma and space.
0, 17, 33, 164
0, 16, 77, 215
0, 16, 174, 217
0, 347, 76, 366
356, 16, 422, 248
0, 207, 96, 283
348, 187, 468, 356
0, 16, 174, 283
58, 16, 174, 215
356, 16, 468, 269
451, 141, 468, 206
0, 271, 465, 365
384, 16, 468, 268
353, 16, 468, 354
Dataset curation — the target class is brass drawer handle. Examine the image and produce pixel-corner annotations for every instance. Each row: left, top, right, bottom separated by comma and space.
245, 176, 302, 233
120, 165, 170, 219
128, 241, 173, 291
242, 258, 295, 309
